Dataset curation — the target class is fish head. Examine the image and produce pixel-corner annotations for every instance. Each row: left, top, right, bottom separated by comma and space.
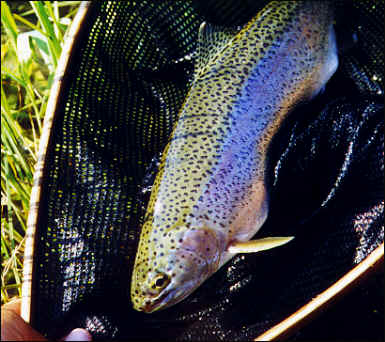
131, 224, 224, 313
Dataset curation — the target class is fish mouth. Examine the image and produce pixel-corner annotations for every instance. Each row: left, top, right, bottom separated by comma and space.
138, 278, 202, 313
137, 286, 177, 313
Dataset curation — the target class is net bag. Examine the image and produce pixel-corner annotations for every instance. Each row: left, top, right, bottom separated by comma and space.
22, 1, 383, 340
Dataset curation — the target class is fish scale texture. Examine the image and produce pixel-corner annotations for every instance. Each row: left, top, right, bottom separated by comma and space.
30, 0, 383, 340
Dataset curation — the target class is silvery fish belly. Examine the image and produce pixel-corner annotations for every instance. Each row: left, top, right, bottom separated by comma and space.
131, 0, 338, 313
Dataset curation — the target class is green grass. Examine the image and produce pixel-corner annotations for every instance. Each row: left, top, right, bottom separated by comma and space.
1, 0, 81, 304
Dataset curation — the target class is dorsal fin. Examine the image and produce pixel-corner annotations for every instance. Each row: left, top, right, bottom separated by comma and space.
194, 21, 241, 79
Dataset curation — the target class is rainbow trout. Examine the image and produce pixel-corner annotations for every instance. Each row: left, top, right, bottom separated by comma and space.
131, 0, 338, 312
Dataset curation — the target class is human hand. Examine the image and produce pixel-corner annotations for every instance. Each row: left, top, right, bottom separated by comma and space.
1, 299, 92, 341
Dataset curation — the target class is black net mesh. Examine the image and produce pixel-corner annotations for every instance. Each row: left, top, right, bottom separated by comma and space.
30, 1, 383, 340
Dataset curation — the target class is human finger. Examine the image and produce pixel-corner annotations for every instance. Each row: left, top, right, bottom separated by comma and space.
1, 300, 47, 341
61, 328, 92, 341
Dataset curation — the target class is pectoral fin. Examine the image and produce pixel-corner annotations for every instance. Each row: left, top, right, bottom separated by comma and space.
227, 236, 294, 254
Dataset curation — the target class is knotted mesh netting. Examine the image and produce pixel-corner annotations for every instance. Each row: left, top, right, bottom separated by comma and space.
29, 1, 383, 340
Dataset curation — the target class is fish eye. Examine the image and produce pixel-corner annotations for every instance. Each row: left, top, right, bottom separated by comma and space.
151, 273, 170, 290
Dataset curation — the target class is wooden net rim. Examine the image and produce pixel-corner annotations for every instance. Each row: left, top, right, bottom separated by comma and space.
21, 1, 93, 324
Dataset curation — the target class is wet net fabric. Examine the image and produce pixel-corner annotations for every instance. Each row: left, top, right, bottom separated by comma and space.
31, 1, 383, 340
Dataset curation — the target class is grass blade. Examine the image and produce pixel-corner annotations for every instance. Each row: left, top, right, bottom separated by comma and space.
1, 2, 18, 50
1, 0, 80, 304
29, 1, 61, 68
